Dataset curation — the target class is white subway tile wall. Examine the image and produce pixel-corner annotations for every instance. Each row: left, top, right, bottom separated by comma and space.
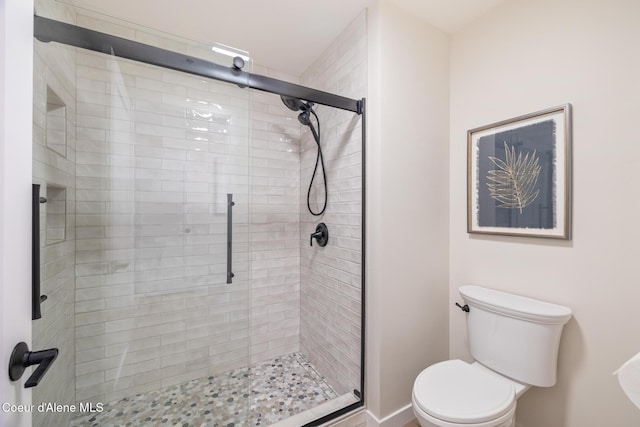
299, 13, 366, 396
73, 22, 253, 402
72, 14, 306, 404
249, 64, 303, 364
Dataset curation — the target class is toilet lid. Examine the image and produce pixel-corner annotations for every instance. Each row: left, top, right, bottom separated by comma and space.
413, 360, 515, 424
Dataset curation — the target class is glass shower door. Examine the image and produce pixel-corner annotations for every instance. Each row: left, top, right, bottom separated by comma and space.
32, 7, 252, 426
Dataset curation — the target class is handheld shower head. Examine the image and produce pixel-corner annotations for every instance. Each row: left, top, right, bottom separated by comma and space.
279, 94, 326, 216
280, 95, 328, 216
280, 95, 313, 126
280, 95, 315, 127
298, 110, 311, 126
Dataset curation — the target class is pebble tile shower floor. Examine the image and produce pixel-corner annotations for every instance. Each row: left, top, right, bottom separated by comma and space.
70, 352, 338, 427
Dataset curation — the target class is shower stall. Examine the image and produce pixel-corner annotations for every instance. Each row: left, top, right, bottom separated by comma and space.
30, 2, 365, 427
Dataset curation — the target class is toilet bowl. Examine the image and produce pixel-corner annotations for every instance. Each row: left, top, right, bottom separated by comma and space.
412, 360, 527, 427
411, 285, 572, 427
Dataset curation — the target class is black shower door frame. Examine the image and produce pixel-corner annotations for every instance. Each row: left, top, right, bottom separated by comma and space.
34, 14, 367, 427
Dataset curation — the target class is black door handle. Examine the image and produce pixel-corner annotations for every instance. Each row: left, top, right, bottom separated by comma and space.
8, 342, 58, 388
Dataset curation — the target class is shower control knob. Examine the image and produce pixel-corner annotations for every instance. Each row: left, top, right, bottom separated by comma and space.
310, 223, 329, 247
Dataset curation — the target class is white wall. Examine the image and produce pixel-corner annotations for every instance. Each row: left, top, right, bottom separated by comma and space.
450, 0, 640, 425
0, 1, 34, 427
366, 0, 450, 421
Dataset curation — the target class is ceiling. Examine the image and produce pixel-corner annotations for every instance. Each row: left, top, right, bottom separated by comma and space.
60, 0, 508, 76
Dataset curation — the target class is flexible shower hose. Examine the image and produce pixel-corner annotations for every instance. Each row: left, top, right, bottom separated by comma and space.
307, 109, 327, 216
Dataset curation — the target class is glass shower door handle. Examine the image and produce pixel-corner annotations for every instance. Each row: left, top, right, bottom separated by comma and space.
32, 184, 48, 320
227, 193, 234, 284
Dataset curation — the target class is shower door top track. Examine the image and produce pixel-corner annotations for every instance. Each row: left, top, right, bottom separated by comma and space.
33, 15, 364, 114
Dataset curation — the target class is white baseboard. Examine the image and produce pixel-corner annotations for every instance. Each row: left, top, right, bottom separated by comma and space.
366, 404, 415, 427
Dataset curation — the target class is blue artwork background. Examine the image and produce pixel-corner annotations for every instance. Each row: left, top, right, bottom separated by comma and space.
477, 120, 556, 229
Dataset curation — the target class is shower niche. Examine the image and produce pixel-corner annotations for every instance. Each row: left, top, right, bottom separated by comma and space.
46, 86, 67, 158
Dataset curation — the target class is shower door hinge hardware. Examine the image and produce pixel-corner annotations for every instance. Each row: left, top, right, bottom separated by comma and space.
8, 342, 58, 388
455, 302, 470, 312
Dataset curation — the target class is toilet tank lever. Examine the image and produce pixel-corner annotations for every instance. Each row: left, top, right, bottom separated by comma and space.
455, 302, 470, 312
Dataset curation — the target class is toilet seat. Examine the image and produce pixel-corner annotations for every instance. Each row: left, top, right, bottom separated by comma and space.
412, 360, 515, 424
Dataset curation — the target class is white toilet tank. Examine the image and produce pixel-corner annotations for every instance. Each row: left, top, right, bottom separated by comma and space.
460, 285, 572, 388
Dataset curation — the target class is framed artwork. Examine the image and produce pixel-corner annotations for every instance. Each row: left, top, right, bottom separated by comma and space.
467, 104, 572, 239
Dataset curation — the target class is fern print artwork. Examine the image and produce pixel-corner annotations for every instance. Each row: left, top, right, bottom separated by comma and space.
475, 119, 556, 230
486, 142, 541, 214
469, 105, 571, 238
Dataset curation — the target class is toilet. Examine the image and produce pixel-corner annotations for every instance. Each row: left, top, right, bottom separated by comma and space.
412, 285, 572, 427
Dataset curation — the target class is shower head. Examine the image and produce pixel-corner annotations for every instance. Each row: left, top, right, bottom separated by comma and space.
280, 95, 307, 112
280, 95, 315, 127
